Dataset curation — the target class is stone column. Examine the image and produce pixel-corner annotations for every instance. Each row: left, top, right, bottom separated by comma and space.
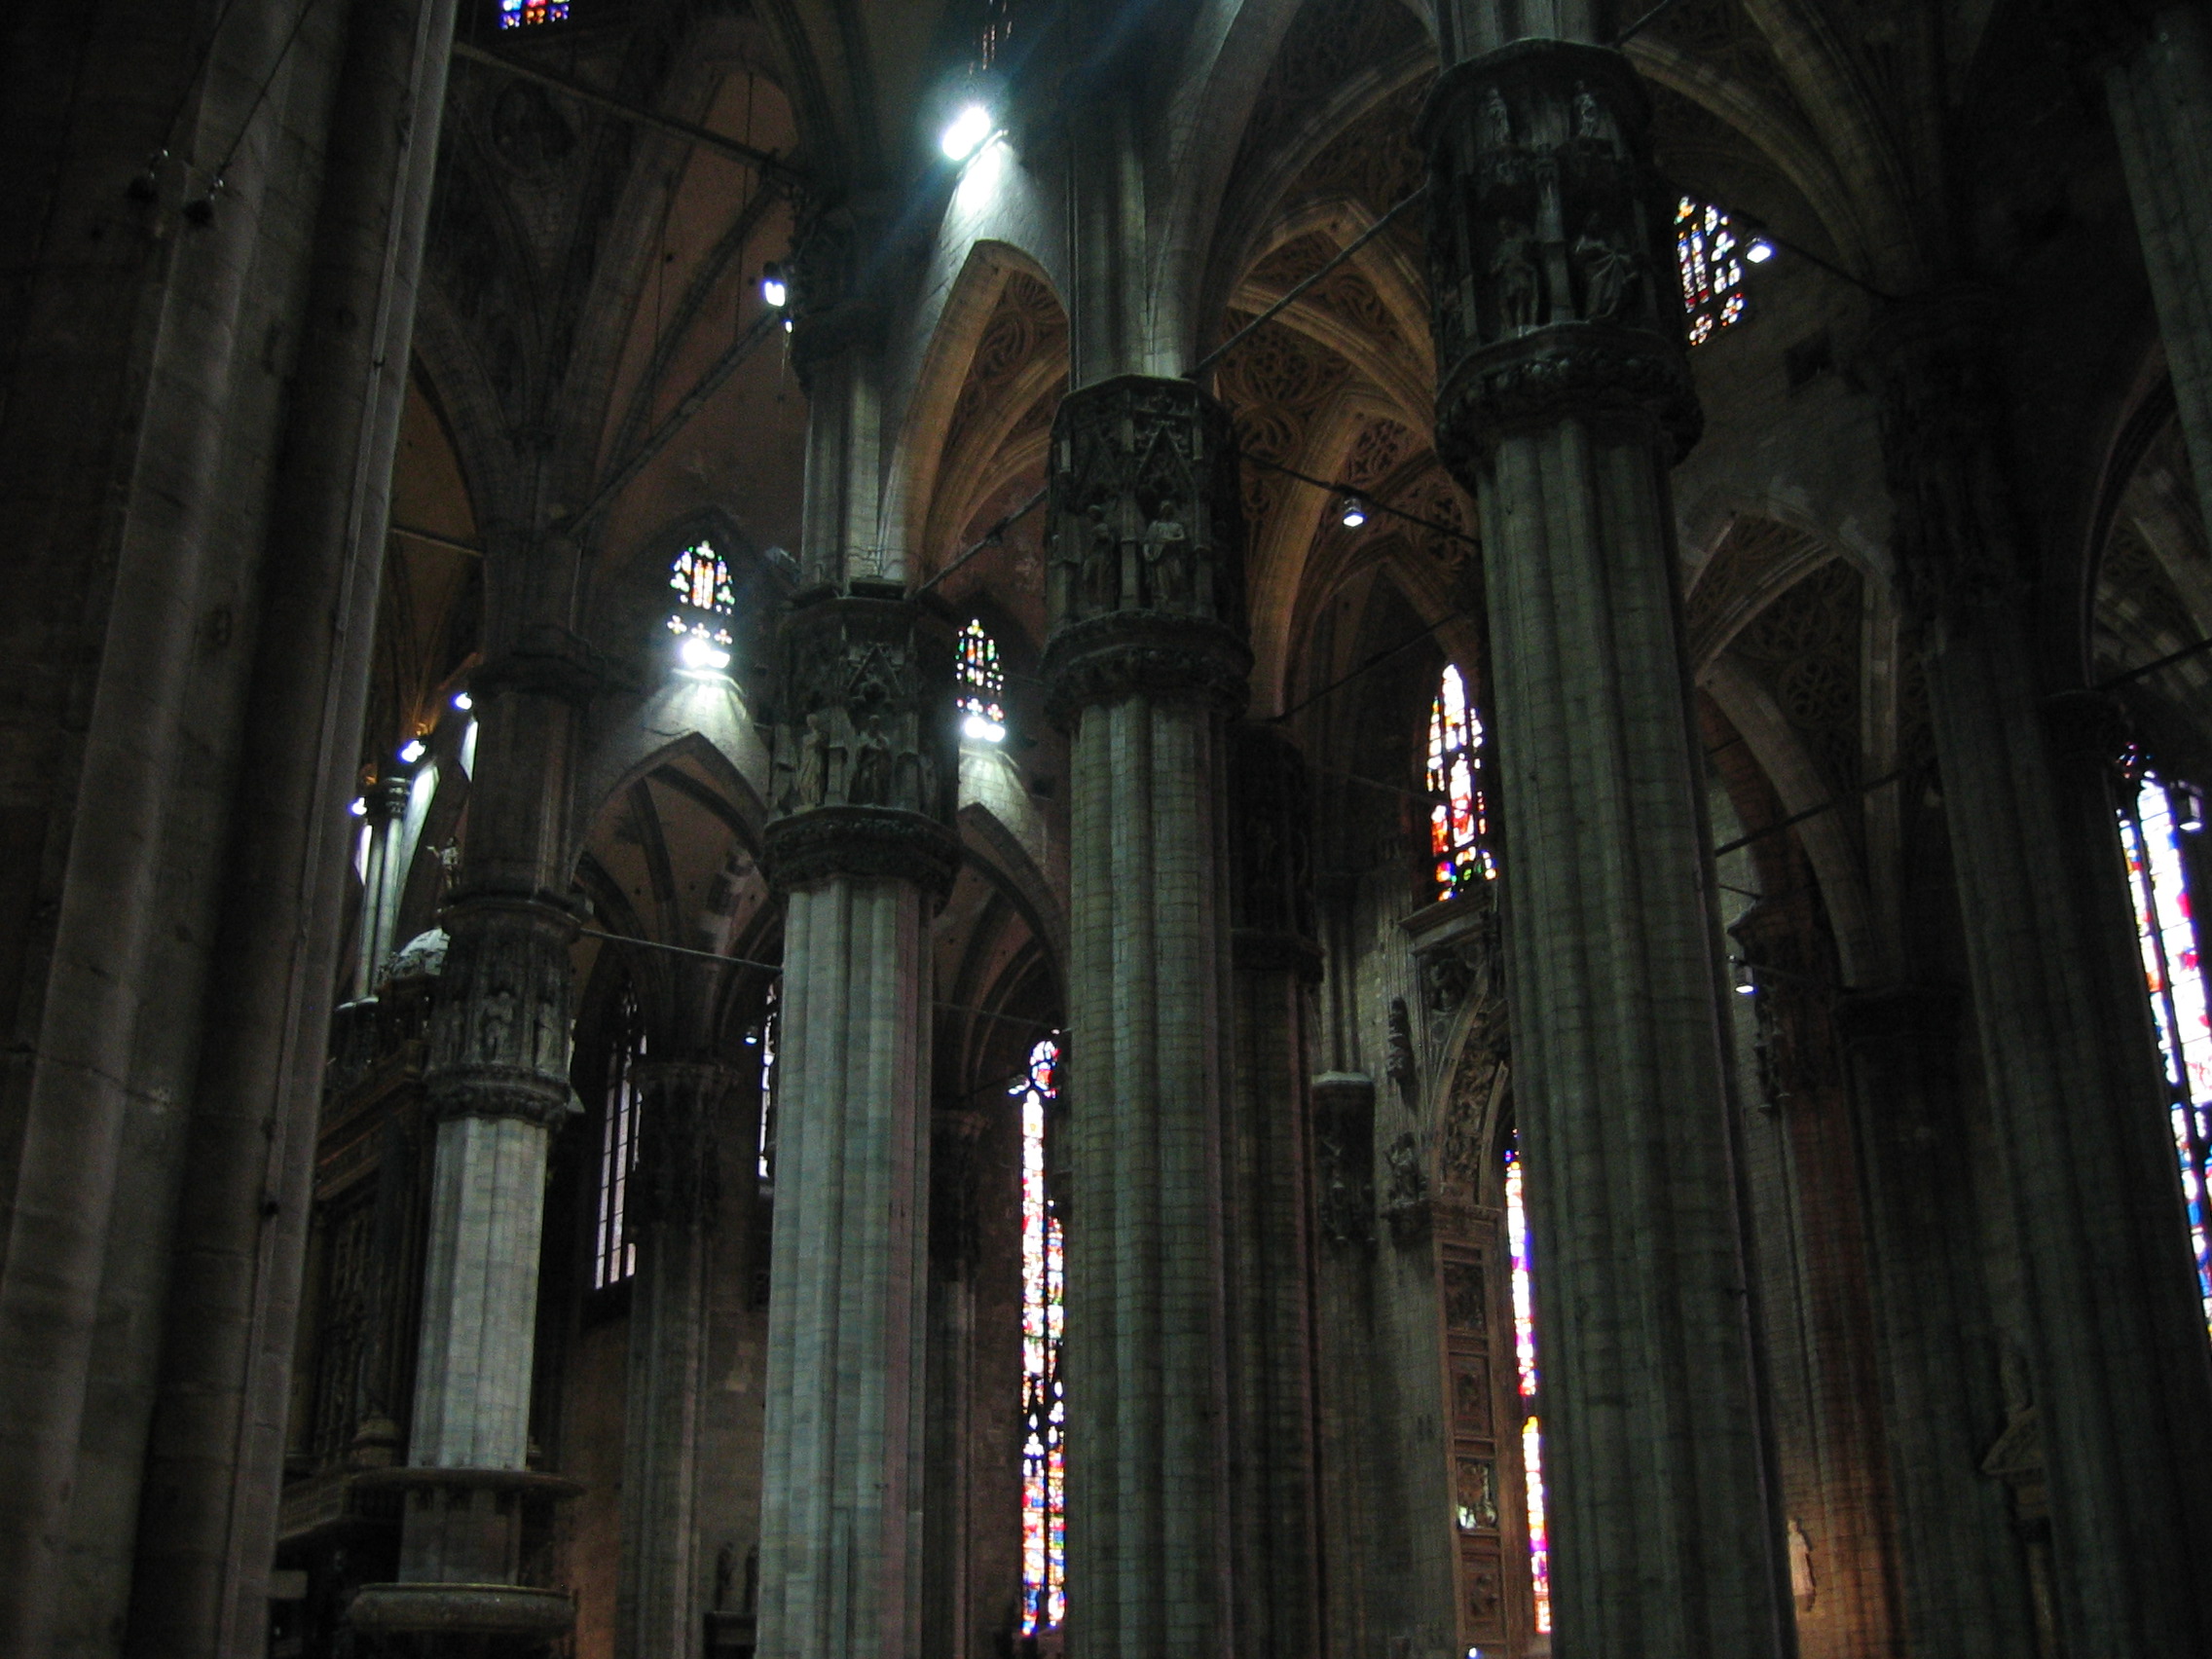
1871, 293, 2212, 1656
1833, 989, 2034, 1659
1421, 40, 1795, 1659
347, 645, 596, 1651
1044, 374, 1250, 1658
1223, 724, 1323, 1657
356, 770, 414, 997
754, 593, 960, 1659
2109, 7, 2212, 513
620, 1055, 741, 1659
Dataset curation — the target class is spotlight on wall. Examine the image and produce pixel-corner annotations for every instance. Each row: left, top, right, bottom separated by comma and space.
1340, 495, 1370, 530
681, 635, 731, 672
940, 101, 994, 163
452, 691, 472, 712
398, 738, 426, 764
1746, 239, 1776, 264
761, 265, 788, 310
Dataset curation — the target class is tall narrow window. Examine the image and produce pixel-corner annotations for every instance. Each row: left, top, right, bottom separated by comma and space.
1677, 197, 1749, 346
667, 540, 737, 669
499, 0, 569, 24
1427, 664, 1496, 901
594, 989, 646, 1289
958, 619, 1007, 743
2119, 769, 2212, 1336
1505, 1130, 1551, 1636
749, 979, 781, 1184
1016, 1036, 1066, 1637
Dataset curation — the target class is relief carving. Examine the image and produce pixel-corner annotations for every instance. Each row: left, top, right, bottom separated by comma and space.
425, 898, 580, 1125
1311, 1073, 1377, 1248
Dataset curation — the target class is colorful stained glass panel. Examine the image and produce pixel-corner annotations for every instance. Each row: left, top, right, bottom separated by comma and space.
1017, 1037, 1065, 1634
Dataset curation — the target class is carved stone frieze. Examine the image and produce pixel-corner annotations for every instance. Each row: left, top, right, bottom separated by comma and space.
424, 897, 580, 1126
1043, 375, 1252, 719
763, 594, 962, 897
1421, 39, 1701, 466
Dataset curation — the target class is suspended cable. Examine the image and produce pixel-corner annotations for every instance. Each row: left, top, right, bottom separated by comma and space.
917, 486, 1051, 597
1241, 451, 1481, 549
191, 0, 326, 219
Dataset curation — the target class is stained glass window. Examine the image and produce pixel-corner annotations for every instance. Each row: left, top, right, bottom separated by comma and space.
1677, 197, 1750, 347
594, 989, 646, 1290
958, 619, 1007, 743
666, 540, 736, 668
1505, 1131, 1551, 1637
1427, 664, 1496, 901
2119, 769, 2212, 1337
1016, 1036, 1066, 1636
748, 979, 780, 1184
498, 0, 569, 24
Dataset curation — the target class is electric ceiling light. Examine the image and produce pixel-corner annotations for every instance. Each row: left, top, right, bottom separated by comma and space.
1340, 495, 1369, 529
452, 691, 472, 712
1745, 240, 1776, 264
761, 267, 788, 309
940, 101, 994, 163
398, 738, 426, 763
349, 797, 368, 818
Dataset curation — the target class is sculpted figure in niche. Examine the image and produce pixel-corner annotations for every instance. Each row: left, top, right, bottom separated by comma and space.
1143, 503, 1189, 611
478, 985, 517, 1063
1492, 222, 1539, 334
793, 711, 830, 809
1573, 217, 1636, 322
850, 713, 893, 806
1573, 81, 1610, 145
1083, 502, 1119, 613
1483, 86, 1512, 149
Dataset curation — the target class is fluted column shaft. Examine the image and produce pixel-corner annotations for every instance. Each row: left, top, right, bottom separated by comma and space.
2110, 7, 2212, 513
755, 595, 959, 1659
1833, 991, 2033, 1659
1223, 724, 1323, 1657
620, 1057, 741, 1659
1046, 375, 1250, 1659
1423, 40, 1794, 1659
1874, 294, 2212, 1655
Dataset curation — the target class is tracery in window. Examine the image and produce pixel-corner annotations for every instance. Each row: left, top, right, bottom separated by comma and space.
499, 0, 569, 24
594, 988, 646, 1290
1505, 1130, 1551, 1636
666, 540, 736, 669
1427, 664, 1496, 901
1677, 197, 1749, 347
1016, 1036, 1066, 1637
2119, 768, 2212, 1336
958, 619, 1007, 743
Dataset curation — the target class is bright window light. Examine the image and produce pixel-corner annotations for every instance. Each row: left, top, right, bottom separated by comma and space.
681, 635, 731, 672
940, 102, 994, 162
398, 738, 426, 764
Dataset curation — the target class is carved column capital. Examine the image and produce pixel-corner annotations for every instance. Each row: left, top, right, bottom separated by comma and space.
784, 198, 895, 384
1042, 375, 1253, 721
1422, 38, 1701, 467
762, 593, 962, 899
1866, 287, 2031, 628
632, 1058, 743, 1231
424, 895, 580, 1127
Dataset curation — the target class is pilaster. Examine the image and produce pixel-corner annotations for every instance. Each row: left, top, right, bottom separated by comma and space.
1422, 38, 1791, 1659
1871, 292, 2212, 1657
1044, 373, 1250, 1659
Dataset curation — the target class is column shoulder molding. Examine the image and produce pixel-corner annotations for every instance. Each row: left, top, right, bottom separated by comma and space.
1040, 608, 1254, 723
761, 803, 963, 899
423, 894, 580, 1127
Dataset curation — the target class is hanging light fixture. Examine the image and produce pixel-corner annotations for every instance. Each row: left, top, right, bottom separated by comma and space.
1340, 495, 1370, 530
